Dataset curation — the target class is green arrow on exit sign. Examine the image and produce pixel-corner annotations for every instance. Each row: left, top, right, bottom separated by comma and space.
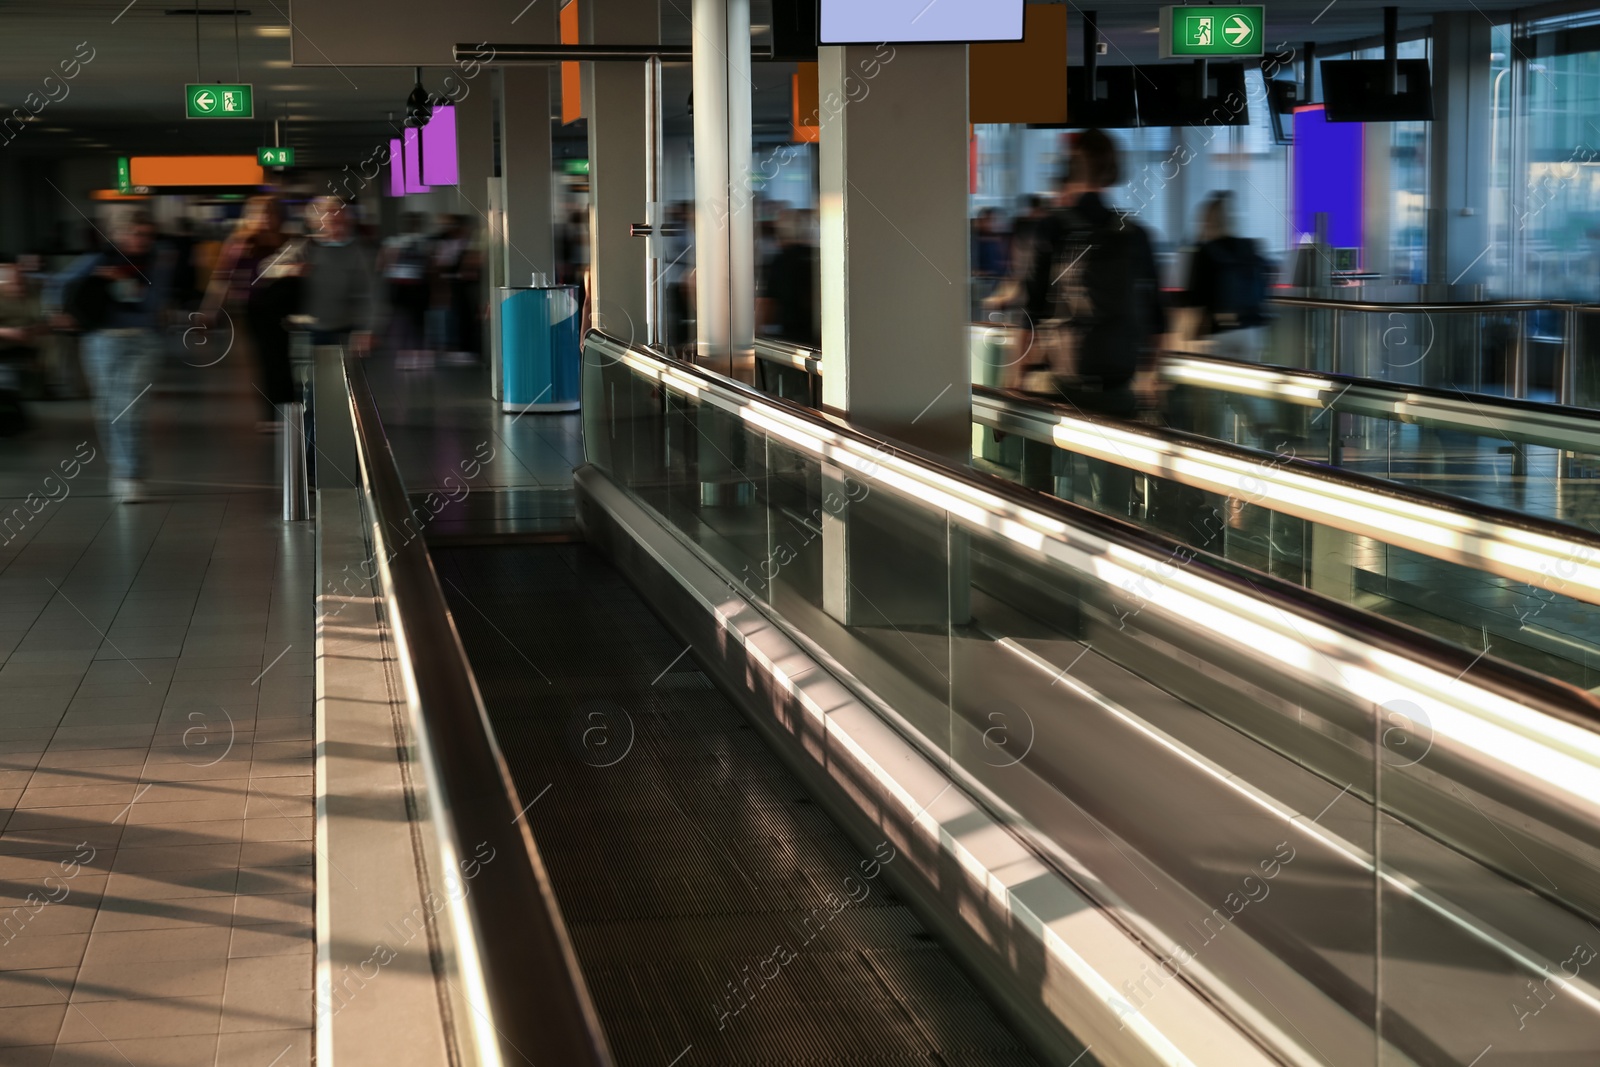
1160, 6, 1265, 57
186, 83, 254, 119
258, 147, 295, 167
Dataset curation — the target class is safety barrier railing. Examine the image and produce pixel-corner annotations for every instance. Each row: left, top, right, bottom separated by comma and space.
343, 355, 614, 1067
1245, 296, 1600, 405
592, 330, 1600, 1066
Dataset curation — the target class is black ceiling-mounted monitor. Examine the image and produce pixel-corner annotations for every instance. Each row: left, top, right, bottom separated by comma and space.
1134, 62, 1250, 128
1268, 80, 1299, 145
1064, 66, 1140, 129
1319, 59, 1434, 122
772, 0, 819, 62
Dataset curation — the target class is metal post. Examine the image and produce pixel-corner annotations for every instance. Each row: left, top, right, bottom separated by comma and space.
282, 400, 308, 520
644, 55, 664, 349
1561, 304, 1578, 406
1512, 309, 1529, 399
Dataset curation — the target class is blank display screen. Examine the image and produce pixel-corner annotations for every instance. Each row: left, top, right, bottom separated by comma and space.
819, 0, 1023, 44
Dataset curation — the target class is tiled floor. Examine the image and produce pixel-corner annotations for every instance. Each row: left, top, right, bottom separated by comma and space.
0, 357, 314, 1066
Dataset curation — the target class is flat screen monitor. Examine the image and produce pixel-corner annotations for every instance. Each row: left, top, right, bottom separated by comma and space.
1319, 59, 1434, 122
1065, 67, 1140, 129
772, 0, 818, 61
1134, 62, 1250, 127
1268, 80, 1299, 144
818, 0, 1022, 44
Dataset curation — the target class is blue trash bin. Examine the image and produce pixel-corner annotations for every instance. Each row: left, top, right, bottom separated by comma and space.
501, 284, 583, 413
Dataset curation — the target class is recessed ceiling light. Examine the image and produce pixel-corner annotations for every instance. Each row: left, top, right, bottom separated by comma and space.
264, 60, 292, 69
255, 25, 290, 37
269, 85, 311, 90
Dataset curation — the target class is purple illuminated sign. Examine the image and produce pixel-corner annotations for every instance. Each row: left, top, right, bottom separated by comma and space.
402, 127, 429, 195
388, 138, 403, 198
421, 104, 458, 186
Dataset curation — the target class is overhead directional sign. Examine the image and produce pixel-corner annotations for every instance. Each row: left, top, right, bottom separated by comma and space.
257, 146, 295, 167
116, 157, 131, 194
1160, 6, 1265, 58
185, 83, 254, 119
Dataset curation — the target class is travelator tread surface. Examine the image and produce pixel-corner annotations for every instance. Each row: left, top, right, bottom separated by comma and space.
434, 542, 1041, 1067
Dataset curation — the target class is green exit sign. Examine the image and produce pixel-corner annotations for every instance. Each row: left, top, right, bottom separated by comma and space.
185, 83, 254, 119
116, 157, 131, 194
258, 146, 295, 167
1160, 6, 1265, 57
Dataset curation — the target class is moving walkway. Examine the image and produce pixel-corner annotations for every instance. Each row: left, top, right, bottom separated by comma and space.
328, 333, 1600, 1066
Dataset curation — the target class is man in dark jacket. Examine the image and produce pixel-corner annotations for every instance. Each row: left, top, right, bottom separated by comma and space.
1025, 129, 1167, 415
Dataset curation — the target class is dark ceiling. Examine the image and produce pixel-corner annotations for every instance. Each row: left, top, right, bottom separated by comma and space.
0, 0, 1539, 174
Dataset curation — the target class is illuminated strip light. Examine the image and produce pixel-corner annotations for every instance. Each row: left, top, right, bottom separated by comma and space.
1160, 358, 1600, 452
601, 342, 1600, 819
997, 404, 1600, 607
999, 636, 1600, 1023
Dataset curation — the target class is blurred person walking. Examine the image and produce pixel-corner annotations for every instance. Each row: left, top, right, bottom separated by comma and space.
1182, 191, 1272, 360
447, 215, 482, 365
69, 213, 174, 501
204, 196, 300, 430
1023, 129, 1166, 416
300, 197, 377, 353
760, 209, 819, 349
378, 211, 431, 368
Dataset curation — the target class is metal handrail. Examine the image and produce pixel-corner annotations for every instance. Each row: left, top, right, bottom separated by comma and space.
599, 330, 1600, 733
1269, 296, 1580, 313
971, 383, 1600, 606
344, 357, 614, 1067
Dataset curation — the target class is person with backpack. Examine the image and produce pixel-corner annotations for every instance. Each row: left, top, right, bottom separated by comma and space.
69, 213, 174, 502
1183, 190, 1272, 360
1023, 129, 1167, 417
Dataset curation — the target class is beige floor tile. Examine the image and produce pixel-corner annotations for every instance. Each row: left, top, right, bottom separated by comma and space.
89, 893, 235, 934
240, 819, 311, 845
0, 968, 77, 1008
0, 933, 90, 972
223, 955, 312, 994
102, 868, 238, 902
123, 798, 249, 826
82, 926, 231, 966
229, 893, 311, 928
219, 979, 311, 1033
111, 844, 242, 875
214, 1028, 309, 1067
71, 957, 228, 1003
118, 821, 243, 850
235, 843, 310, 870
227, 923, 312, 959
57, 994, 221, 1042
0, 1002, 68, 1047
48, 1033, 218, 1066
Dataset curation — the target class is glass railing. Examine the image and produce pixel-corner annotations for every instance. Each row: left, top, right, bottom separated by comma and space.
973, 386, 1600, 694
585, 331, 1600, 1067
1151, 352, 1600, 534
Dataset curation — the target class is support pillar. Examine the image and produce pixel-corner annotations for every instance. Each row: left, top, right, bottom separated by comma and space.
692, 0, 754, 380
819, 44, 971, 461
1428, 13, 1493, 289
817, 44, 971, 629
582, 0, 657, 345
500, 66, 556, 287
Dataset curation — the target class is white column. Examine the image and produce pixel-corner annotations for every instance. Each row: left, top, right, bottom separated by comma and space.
817, 44, 972, 628
691, 0, 755, 379
582, 0, 657, 344
500, 66, 556, 287
819, 44, 971, 461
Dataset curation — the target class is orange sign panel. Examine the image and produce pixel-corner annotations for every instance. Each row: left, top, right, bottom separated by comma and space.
128, 155, 265, 187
